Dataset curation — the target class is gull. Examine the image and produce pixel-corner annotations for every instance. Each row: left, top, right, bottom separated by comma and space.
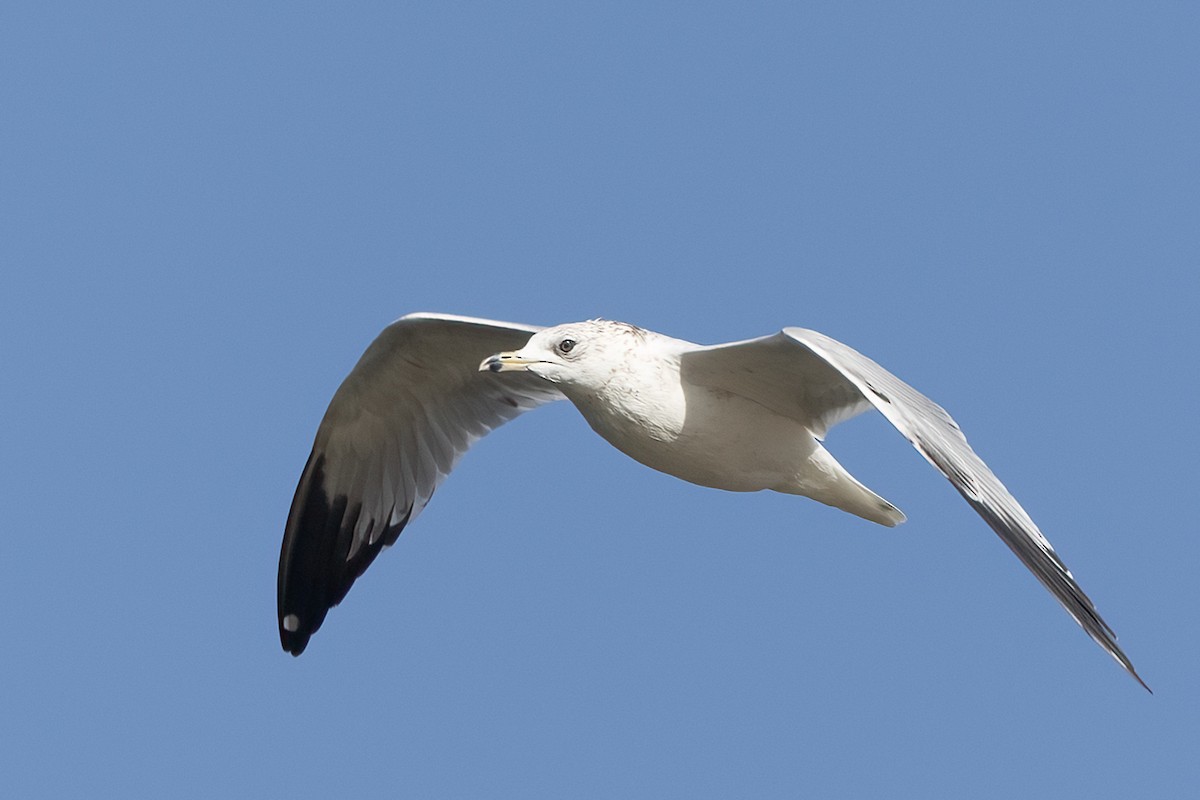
277, 312, 1146, 689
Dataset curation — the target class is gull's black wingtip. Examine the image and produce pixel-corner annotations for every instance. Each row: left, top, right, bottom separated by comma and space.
280, 630, 310, 657
277, 452, 339, 656
277, 450, 412, 656
279, 609, 314, 656
1129, 665, 1152, 694
279, 628, 309, 652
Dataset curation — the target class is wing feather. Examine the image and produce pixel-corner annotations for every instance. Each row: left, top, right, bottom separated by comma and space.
683, 328, 1146, 689
681, 332, 872, 439
278, 313, 563, 655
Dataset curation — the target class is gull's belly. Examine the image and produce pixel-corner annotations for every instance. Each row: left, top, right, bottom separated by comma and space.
574, 384, 816, 492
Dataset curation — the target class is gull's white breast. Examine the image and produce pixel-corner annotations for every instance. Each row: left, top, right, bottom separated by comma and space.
568, 353, 818, 492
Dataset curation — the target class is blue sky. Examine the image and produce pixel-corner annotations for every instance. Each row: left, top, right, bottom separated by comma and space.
3, 3, 1197, 797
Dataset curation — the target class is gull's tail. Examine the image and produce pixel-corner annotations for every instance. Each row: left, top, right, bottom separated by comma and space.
774, 443, 906, 527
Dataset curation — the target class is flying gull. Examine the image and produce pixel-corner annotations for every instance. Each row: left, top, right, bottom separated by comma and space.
278, 312, 1146, 689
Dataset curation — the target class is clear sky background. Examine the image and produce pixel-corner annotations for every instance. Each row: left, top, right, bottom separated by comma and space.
3, 3, 1197, 797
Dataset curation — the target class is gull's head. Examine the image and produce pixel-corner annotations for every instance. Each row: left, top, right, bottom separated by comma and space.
479, 319, 646, 391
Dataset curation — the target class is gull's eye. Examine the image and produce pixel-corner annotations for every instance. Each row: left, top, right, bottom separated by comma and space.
558, 338, 576, 354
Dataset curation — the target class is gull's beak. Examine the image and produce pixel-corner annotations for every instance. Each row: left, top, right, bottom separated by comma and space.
480, 351, 537, 373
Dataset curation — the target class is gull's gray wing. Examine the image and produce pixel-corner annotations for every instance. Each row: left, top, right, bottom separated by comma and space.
681, 328, 1146, 690
278, 313, 563, 655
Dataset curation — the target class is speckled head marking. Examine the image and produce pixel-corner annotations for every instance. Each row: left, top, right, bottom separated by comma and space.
586, 318, 648, 339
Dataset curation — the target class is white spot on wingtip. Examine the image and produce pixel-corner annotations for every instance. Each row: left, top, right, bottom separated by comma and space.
283, 614, 300, 632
